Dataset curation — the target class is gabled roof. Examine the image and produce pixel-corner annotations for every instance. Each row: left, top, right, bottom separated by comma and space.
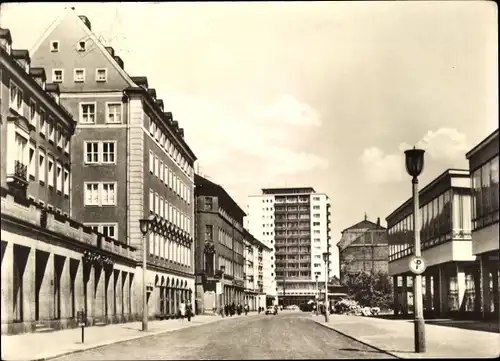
195, 174, 246, 221
30, 7, 136, 88
341, 219, 385, 234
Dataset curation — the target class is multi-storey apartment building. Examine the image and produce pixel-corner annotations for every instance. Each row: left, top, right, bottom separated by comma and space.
387, 169, 478, 319
337, 215, 388, 283
194, 174, 246, 314
247, 187, 333, 307
466, 129, 499, 320
29, 9, 197, 320
0, 28, 137, 335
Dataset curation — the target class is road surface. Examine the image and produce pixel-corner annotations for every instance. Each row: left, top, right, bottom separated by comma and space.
53, 312, 395, 360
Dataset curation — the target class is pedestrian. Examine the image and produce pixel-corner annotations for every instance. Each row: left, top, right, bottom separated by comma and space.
186, 300, 193, 322
179, 300, 186, 319
244, 304, 249, 316
225, 304, 229, 317
237, 303, 242, 316
231, 302, 236, 317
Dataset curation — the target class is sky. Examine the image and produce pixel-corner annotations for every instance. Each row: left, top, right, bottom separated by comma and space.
1, 2, 498, 271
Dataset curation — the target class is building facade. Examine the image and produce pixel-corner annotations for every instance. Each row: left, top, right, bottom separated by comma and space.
337, 215, 388, 284
246, 187, 333, 307
243, 229, 270, 311
29, 9, 197, 321
1, 28, 137, 335
387, 169, 478, 319
194, 174, 246, 314
466, 129, 499, 320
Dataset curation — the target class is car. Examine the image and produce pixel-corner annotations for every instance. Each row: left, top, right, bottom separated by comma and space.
286, 305, 299, 311
265, 306, 277, 315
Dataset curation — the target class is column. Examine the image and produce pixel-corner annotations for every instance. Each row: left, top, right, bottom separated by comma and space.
87, 264, 95, 319
425, 274, 433, 316
1, 242, 14, 324
168, 288, 172, 315
22, 247, 36, 322
74, 260, 84, 317
106, 268, 114, 319
433, 268, 440, 316
115, 270, 122, 318
40, 252, 54, 320
438, 265, 448, 315
121, 272, 128, 318
60, 256, 71, 319
392, 276, 399, 316
173, 288, 178, 315
94, 266, 104, 319
128, 273, 135, 316
402, 275, 408, 316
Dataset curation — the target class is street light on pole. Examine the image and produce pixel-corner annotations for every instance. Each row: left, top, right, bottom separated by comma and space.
139, 215, 156, 332
315, 272, 319, 316
322, 252, 331, 323
404, 146, 426, 353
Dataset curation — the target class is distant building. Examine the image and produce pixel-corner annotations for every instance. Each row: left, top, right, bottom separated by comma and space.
337, 215, 388, 283
243, 229, 270, 311
466, 129, 499, 320
29, 8, 197, 322
386, 169, 476, 319
194, 174, 246, 314
246, 187, 333, 307
0, 28, 137, 335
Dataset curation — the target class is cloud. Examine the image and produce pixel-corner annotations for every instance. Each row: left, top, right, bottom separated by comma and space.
254, 94, 321, 127
167, 93, 328, 192
360, 127, 469, 184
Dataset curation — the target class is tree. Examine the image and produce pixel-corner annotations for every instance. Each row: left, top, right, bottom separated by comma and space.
343, 270, 393, 309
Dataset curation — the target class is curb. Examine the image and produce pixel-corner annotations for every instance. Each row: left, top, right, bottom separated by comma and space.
311, 318, 403, 359
16, 316, 238, 361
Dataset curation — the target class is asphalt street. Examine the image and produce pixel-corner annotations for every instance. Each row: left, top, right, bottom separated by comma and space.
53, 312, 396, 360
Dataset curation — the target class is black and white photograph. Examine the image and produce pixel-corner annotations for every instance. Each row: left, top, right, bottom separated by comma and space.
0, 1, 498, 360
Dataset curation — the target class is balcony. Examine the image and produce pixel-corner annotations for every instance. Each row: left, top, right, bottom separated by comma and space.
7, 160, 28, 196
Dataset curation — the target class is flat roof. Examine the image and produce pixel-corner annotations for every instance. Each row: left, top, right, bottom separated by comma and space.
465, 128, 499, 159
262, 187, 316, 195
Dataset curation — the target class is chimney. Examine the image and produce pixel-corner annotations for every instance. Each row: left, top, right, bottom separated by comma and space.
156, 99, 164, 111
178, 128, 184, 138
105, 46, 115, 57
172, 120, 179, 131
45, 83, 60, 104
113, 56, 124, 69
131, 76, 148, 89
30, 67, 47, 89
376, 217, 380, 227
12, 49, 30, 73
164, 112, 173, 124
78, 15, 92, 30
0, 28, 13, 54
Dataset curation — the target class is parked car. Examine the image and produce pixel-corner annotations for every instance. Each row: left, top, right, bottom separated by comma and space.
286, 305, 299, 311
265, 306, 277, 315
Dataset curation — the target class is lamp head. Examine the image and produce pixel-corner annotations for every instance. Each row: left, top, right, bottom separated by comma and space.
139, 218, 149, 235
220, 265, 225, 274
322, 251, 330, 263
404, 147, 425, 178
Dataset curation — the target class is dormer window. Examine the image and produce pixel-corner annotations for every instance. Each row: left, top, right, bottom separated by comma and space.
96, 68, 107, 82
52, 69, 63, 83
77, 41, 86, 52
50, 41, 59, 52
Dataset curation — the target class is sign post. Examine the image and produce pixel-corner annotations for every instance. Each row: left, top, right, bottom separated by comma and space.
409, 256, 426, 275
77, 309, 86, 344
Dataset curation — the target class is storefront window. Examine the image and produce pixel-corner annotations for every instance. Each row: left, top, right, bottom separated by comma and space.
464, 273, 476, 312
448, 276, 459, 311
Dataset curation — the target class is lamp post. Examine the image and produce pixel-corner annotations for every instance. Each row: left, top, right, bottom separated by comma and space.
315, 272, 319, 316
139, 215, 156, 332
404, 146, 426, 353
322, 252, 331, 322
220, 265, 225, 315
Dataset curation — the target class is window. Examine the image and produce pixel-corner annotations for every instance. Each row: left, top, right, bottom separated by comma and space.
74, 69, 85, 82
85, 142, 99, 164
159, 160, 164, 182
149, 151, 154, 173
9, 81, 23, 113
77, 41, 86, 52
80, 103, 96, 123
149, 189, 154, 214
64, 136, 70, 154
156, 157, 161, 178
38, 149, 45, 183
204, 197, 213, 211
56, 162, 63, 193
96, 68, 107, 82
106, 103, 121, 123
149, 118, 155, 134
313, 205, 320, 210
205, 225, 213, 241
57, 126, 63, 148
39, 110, 46, 135
155, 193, 159, 215
28, 143, 36, 179
164, 164, 168, 186
63, 168, 70, 196
52, 69, 63, 83
313, 196, 320, 201
313, 222, 320, 226
85, 183, 99, 205
154, 156, 158, 177
29, 99, 36, 126
102, 142, 115, 163
160, 197, 164, 218
48, 120, 55, 143
168, 169, 172, 188
47, 156, 54, 188
50, 41, 59, 52
102, 183, 116, 205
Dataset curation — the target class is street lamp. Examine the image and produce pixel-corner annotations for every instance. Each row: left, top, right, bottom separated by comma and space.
315, 272, 319, 316
322, 251, 331, 323
139, 215, 156, 332
220, 265, 226, 315
404, 147, 426, 353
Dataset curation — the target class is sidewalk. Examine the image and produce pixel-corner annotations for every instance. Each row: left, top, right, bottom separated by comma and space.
1, 313, 256, 361
311, 314, 500, 359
